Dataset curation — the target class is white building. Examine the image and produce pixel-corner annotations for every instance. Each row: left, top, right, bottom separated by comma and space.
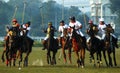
90, 0, 117, 24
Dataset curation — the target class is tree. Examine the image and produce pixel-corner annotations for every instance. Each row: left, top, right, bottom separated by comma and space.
0, 1, 13, 36
109, 0, 120, 22
68, 6, 81, 17
0, 0, 89, 36
109, 0, 120, 36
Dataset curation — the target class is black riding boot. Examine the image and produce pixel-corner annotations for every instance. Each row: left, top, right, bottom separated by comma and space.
114, 38, 118, 48
82, 36, 87, 49
42, 40, 46, 50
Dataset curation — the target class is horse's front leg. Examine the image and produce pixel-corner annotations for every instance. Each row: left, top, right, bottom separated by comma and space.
96, 51, 102, 67
1, 50, 6, 62
13, 54, 16, 67
90, 51, 96, 67
80, 48, 85, 68
47, 50, 51, 64
113, 49, 117, 66
13, 49, 18, 67
107, 50, 113, 67
75, 51, 80, 67
103, 50, 109, 67
68, 47, 72, 64
24, 56, 28, 67
24, 52, 30, 67
5, 49, 9, 66
90, 49, 95, 65
18, 51, 23, 67
51, 51, 57, 65
62, 48, 66, 63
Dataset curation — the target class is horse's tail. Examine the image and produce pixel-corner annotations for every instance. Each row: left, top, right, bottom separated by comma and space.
28, 37, 34, 53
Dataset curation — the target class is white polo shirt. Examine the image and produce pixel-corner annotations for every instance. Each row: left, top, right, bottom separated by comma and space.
58, 24, 68, 37
69, 21, 84, 36
98, 24, 106, 36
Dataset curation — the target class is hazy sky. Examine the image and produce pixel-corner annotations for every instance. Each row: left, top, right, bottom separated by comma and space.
4, 0, 90, 6
44, 0, 90, 6
4, 0, 90, 12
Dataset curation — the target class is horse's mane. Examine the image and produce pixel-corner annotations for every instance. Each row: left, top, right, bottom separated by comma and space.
104, 24, 114, 34
72, 26, 82, 43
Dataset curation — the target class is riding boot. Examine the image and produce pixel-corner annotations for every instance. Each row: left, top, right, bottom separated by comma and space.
82, 36, 87, 49
42, 40, 46, 50
114, 38, 118, 48
59, 37, 62, 48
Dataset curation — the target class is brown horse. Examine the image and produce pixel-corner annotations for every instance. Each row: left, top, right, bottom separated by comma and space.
45, 37, 59, 65
103, 24, 117, 67
18, 36, 34, 67
86, 25, 103, 67
61, 28, 72, 64
70, 26, 85, 68
7, 32, 20, 67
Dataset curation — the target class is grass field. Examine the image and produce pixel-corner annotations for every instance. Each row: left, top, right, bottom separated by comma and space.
0, 47, 120, 73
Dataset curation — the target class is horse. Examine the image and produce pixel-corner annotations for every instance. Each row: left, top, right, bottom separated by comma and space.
103, 24, 117, 67
7, 31, 20, 67
2, 26, 22, 67
18, 36, 34, 67
86, 25, 103, 67
42, 25, 59, 65
87, 36, 103, 67
70, 26, 85, 68
45, 36, 59, 65
60, 28, 72, 64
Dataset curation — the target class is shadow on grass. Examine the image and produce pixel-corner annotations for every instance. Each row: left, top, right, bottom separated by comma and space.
29, 64, 120, 69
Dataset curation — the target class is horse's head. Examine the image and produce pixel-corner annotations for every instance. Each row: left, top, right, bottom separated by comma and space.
103, 24, 115, 49
104, 24, 114, 35
70, 26, 83, 44
8, 30, 17, 37
86, 25, 98, 38
70, 26, 78, 38
63, 28, 68, 37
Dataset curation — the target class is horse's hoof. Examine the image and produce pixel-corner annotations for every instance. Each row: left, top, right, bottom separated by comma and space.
97, 63, 100, 68
76, 63, 80, 68
81, 66, 84, 68
92, 60, 95, 63
94, 64, 96, 67
115, 64, 117, 66
58, 58, 60, 60
69, 61, 72, 64
100, 61, 103, 65
64, 59, 67, 64
1, 58, 5, 62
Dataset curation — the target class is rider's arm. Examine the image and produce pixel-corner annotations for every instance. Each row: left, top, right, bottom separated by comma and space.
76, 21, 82, 30
58, 26, 62, 33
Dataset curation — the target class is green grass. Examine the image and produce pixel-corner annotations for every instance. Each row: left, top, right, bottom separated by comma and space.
0, 47, 120, 73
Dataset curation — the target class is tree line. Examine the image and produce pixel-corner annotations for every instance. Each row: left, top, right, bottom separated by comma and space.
0, 0, 119, 37
0, 0, 89, 36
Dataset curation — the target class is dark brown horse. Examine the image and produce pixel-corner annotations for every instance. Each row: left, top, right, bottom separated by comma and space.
42, 25, 59, 65
7, 31, 20, 67
103, 24, 117, 67
18, 36, 34, 67
70, 26, 85, 68
61, 28, 72, 64
86, 25, 103, 67
45, 36, 59, 65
